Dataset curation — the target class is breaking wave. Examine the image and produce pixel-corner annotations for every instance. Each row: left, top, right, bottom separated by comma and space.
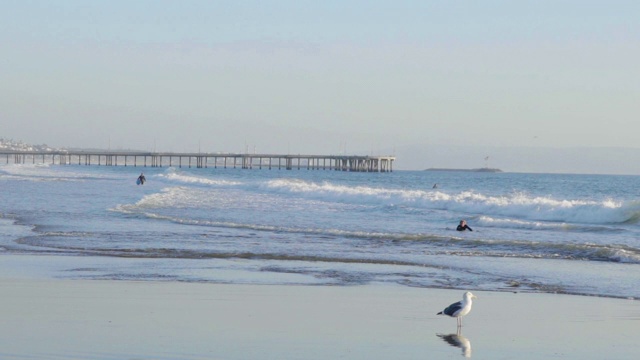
264, 178, 640, 224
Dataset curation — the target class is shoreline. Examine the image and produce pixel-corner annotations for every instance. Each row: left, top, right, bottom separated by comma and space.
1, 276, 638, 359
0, 252, 637, 301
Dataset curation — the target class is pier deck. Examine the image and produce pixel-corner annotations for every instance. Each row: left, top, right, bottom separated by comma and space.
1, 151, 395, 172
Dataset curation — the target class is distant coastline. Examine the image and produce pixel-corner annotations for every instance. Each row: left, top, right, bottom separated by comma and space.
424, 167, 503, 173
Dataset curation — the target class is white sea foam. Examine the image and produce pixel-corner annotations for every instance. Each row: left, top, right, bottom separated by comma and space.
264, 178, 638, 224
476, 216, 572, 230
116, 187, 213, 211
156, 168, 241, 186
611, 248, 640, 263
0, 163, 93, 182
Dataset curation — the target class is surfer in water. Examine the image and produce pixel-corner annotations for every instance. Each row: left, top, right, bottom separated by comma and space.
137, 173, 146, 185
456, 220, 472, 231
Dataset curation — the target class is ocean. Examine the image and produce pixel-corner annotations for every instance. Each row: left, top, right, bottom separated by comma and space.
1, 163, 639, 299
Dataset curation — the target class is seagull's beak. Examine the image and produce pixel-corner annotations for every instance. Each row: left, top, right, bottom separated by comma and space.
472, 294, 477, 299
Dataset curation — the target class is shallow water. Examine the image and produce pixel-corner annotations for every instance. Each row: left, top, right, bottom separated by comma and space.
1, 164, 639, 298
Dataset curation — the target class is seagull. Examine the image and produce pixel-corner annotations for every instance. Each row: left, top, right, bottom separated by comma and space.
437, 291, 477, 327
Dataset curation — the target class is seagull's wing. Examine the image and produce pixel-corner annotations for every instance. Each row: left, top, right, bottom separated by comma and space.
442, 301, 463, 316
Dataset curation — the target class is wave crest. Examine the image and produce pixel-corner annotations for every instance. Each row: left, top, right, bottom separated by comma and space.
266, 179, 639, 224
157, 168, 241, 186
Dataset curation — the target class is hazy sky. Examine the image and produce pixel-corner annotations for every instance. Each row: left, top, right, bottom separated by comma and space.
2, 1, 639, 172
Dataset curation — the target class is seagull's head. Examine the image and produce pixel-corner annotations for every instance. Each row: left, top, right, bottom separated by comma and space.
463, 292, 477, 301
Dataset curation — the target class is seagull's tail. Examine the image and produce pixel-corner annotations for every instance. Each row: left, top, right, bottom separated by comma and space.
437, 311, 443, 315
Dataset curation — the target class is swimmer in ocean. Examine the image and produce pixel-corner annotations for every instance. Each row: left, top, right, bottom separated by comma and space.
456, 220, 472, 231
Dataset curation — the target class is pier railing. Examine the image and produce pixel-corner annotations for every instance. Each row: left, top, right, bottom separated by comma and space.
0, 150, 395, 172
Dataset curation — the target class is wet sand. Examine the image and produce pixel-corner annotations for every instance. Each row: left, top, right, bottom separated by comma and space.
0, 278, 638, 359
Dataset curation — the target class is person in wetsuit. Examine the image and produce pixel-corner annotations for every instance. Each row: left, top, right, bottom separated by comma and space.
456, 220, 472, 231
137, 173, 146, 185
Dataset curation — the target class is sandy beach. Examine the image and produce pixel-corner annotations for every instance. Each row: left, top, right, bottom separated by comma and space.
1, 271, 638, 360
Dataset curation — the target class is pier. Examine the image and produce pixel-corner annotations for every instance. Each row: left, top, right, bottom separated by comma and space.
1, 151, 395, 172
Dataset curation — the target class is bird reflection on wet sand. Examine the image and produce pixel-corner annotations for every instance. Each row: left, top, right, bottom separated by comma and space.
437, 331, 472, 358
